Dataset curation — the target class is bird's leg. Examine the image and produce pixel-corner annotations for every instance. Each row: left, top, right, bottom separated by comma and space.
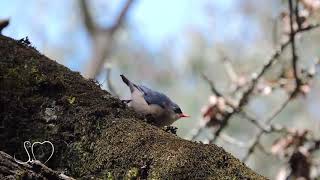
121, 99, 132, 104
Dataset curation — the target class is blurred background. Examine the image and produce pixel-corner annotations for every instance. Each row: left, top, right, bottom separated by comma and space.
1, 0, 320, 178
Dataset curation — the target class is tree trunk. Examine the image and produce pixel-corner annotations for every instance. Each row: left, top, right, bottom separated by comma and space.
0, 35, 265, 179
0, 151, 74, 180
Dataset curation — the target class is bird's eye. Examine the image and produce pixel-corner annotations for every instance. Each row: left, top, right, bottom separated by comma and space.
174, 108, 182, 114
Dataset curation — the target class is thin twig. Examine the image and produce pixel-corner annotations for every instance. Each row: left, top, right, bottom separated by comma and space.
295, 0, 302, 30
241, 1, 309, 161
190, 126, 205, 141
208, 23, 320, 144
221, 56, 238, 83
241, 76, 300, 162
201, 73, 223, 97
220, 133, 250, 148
198, 74, 270, 139
289, 0, 302, 87
242, 94, 293, 162
256, 142, 274, 157
208, 40, 290, 144
238, 112, 270, 132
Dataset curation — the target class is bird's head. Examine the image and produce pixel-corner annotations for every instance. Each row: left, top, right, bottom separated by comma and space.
169, 103, 190, 120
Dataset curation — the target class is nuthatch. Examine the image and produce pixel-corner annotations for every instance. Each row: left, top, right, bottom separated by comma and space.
120, 74, 189, 127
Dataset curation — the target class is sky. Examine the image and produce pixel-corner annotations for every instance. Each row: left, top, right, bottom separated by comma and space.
0, 0, 260, 71
130, 0, 258, 49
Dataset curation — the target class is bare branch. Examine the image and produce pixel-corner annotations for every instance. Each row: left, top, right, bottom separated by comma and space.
196, 73, 270, 142
0, 19, 9, 34
83, 0, 136, 79
295, 0, 302, 30
220, 133, 251, 148
242, 96, 292, 162
208, 22, 320, 144
221, 56, 238, 83
265, 94, 292, 125
79, 0, 97, 35
189, 126, 205, 141
238, 112, 270, 132
201, 73, 223, 97
289, 0, 302, 87
80, 0, 136, 35
107, 0, 135, 35
208, 41, 289, 143
243, 11, 319, 162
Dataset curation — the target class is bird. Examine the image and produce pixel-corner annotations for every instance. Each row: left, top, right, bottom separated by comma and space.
120, 74, 189, 127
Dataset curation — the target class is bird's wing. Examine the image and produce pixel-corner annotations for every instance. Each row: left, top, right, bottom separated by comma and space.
121, 74, 141, 93
139, 85, 172, 108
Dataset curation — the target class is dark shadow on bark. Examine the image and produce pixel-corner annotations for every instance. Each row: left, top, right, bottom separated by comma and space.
0, 151, 74, 180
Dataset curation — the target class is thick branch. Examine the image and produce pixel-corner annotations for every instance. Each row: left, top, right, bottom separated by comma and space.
0, 35, 265, 179
0, 151, 74, 180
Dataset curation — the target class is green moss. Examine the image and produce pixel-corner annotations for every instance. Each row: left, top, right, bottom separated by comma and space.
67, 96, 76, 104
6, 67, 21, 79
125, 167, 139, 180
104, 171, 114, 180
28, 62, 47, 84
0, 35, 266, 179
15, 170, 28, 180
4, 62, 46, 89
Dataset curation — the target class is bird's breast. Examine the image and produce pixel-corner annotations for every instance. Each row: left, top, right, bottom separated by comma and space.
130, 90, 150, 114
131, 92, 165, 115
130, 90, 176, 127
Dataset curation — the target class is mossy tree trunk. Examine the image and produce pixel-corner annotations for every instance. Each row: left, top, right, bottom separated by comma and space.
0, 151, 74, 180
0, 35, 265, 179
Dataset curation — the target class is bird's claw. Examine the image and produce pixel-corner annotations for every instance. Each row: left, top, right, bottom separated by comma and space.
163, 126, 178, 135
121, 99, 132, 104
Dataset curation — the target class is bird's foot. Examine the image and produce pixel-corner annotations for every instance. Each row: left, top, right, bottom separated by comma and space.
163, 126, 178, 135
121, 99, 132, 105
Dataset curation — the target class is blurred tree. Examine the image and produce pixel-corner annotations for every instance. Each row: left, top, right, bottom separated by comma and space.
80, 0, 135, 79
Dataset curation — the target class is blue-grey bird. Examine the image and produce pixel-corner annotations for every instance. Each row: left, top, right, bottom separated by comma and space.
120, 74, 189, 127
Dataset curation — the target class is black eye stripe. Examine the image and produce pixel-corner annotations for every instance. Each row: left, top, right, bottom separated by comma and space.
174, 108, 182, 114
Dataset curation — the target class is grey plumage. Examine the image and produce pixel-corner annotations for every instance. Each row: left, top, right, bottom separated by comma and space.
121, 74, 176, 109
120, 74, 187, 127
140, 86, 174, 108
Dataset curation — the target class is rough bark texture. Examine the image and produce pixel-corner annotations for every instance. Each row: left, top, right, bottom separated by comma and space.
0, 35, 265, 179
0, 151, 74, 180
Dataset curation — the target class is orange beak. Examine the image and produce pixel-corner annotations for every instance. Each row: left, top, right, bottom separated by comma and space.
179, 113, 190, 118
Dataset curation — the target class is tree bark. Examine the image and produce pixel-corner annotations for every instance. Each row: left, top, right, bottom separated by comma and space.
0, 151, 74, 180
0, 35, 265, 179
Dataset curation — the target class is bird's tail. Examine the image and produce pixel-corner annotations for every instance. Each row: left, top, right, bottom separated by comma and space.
120, 74, 135, 92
